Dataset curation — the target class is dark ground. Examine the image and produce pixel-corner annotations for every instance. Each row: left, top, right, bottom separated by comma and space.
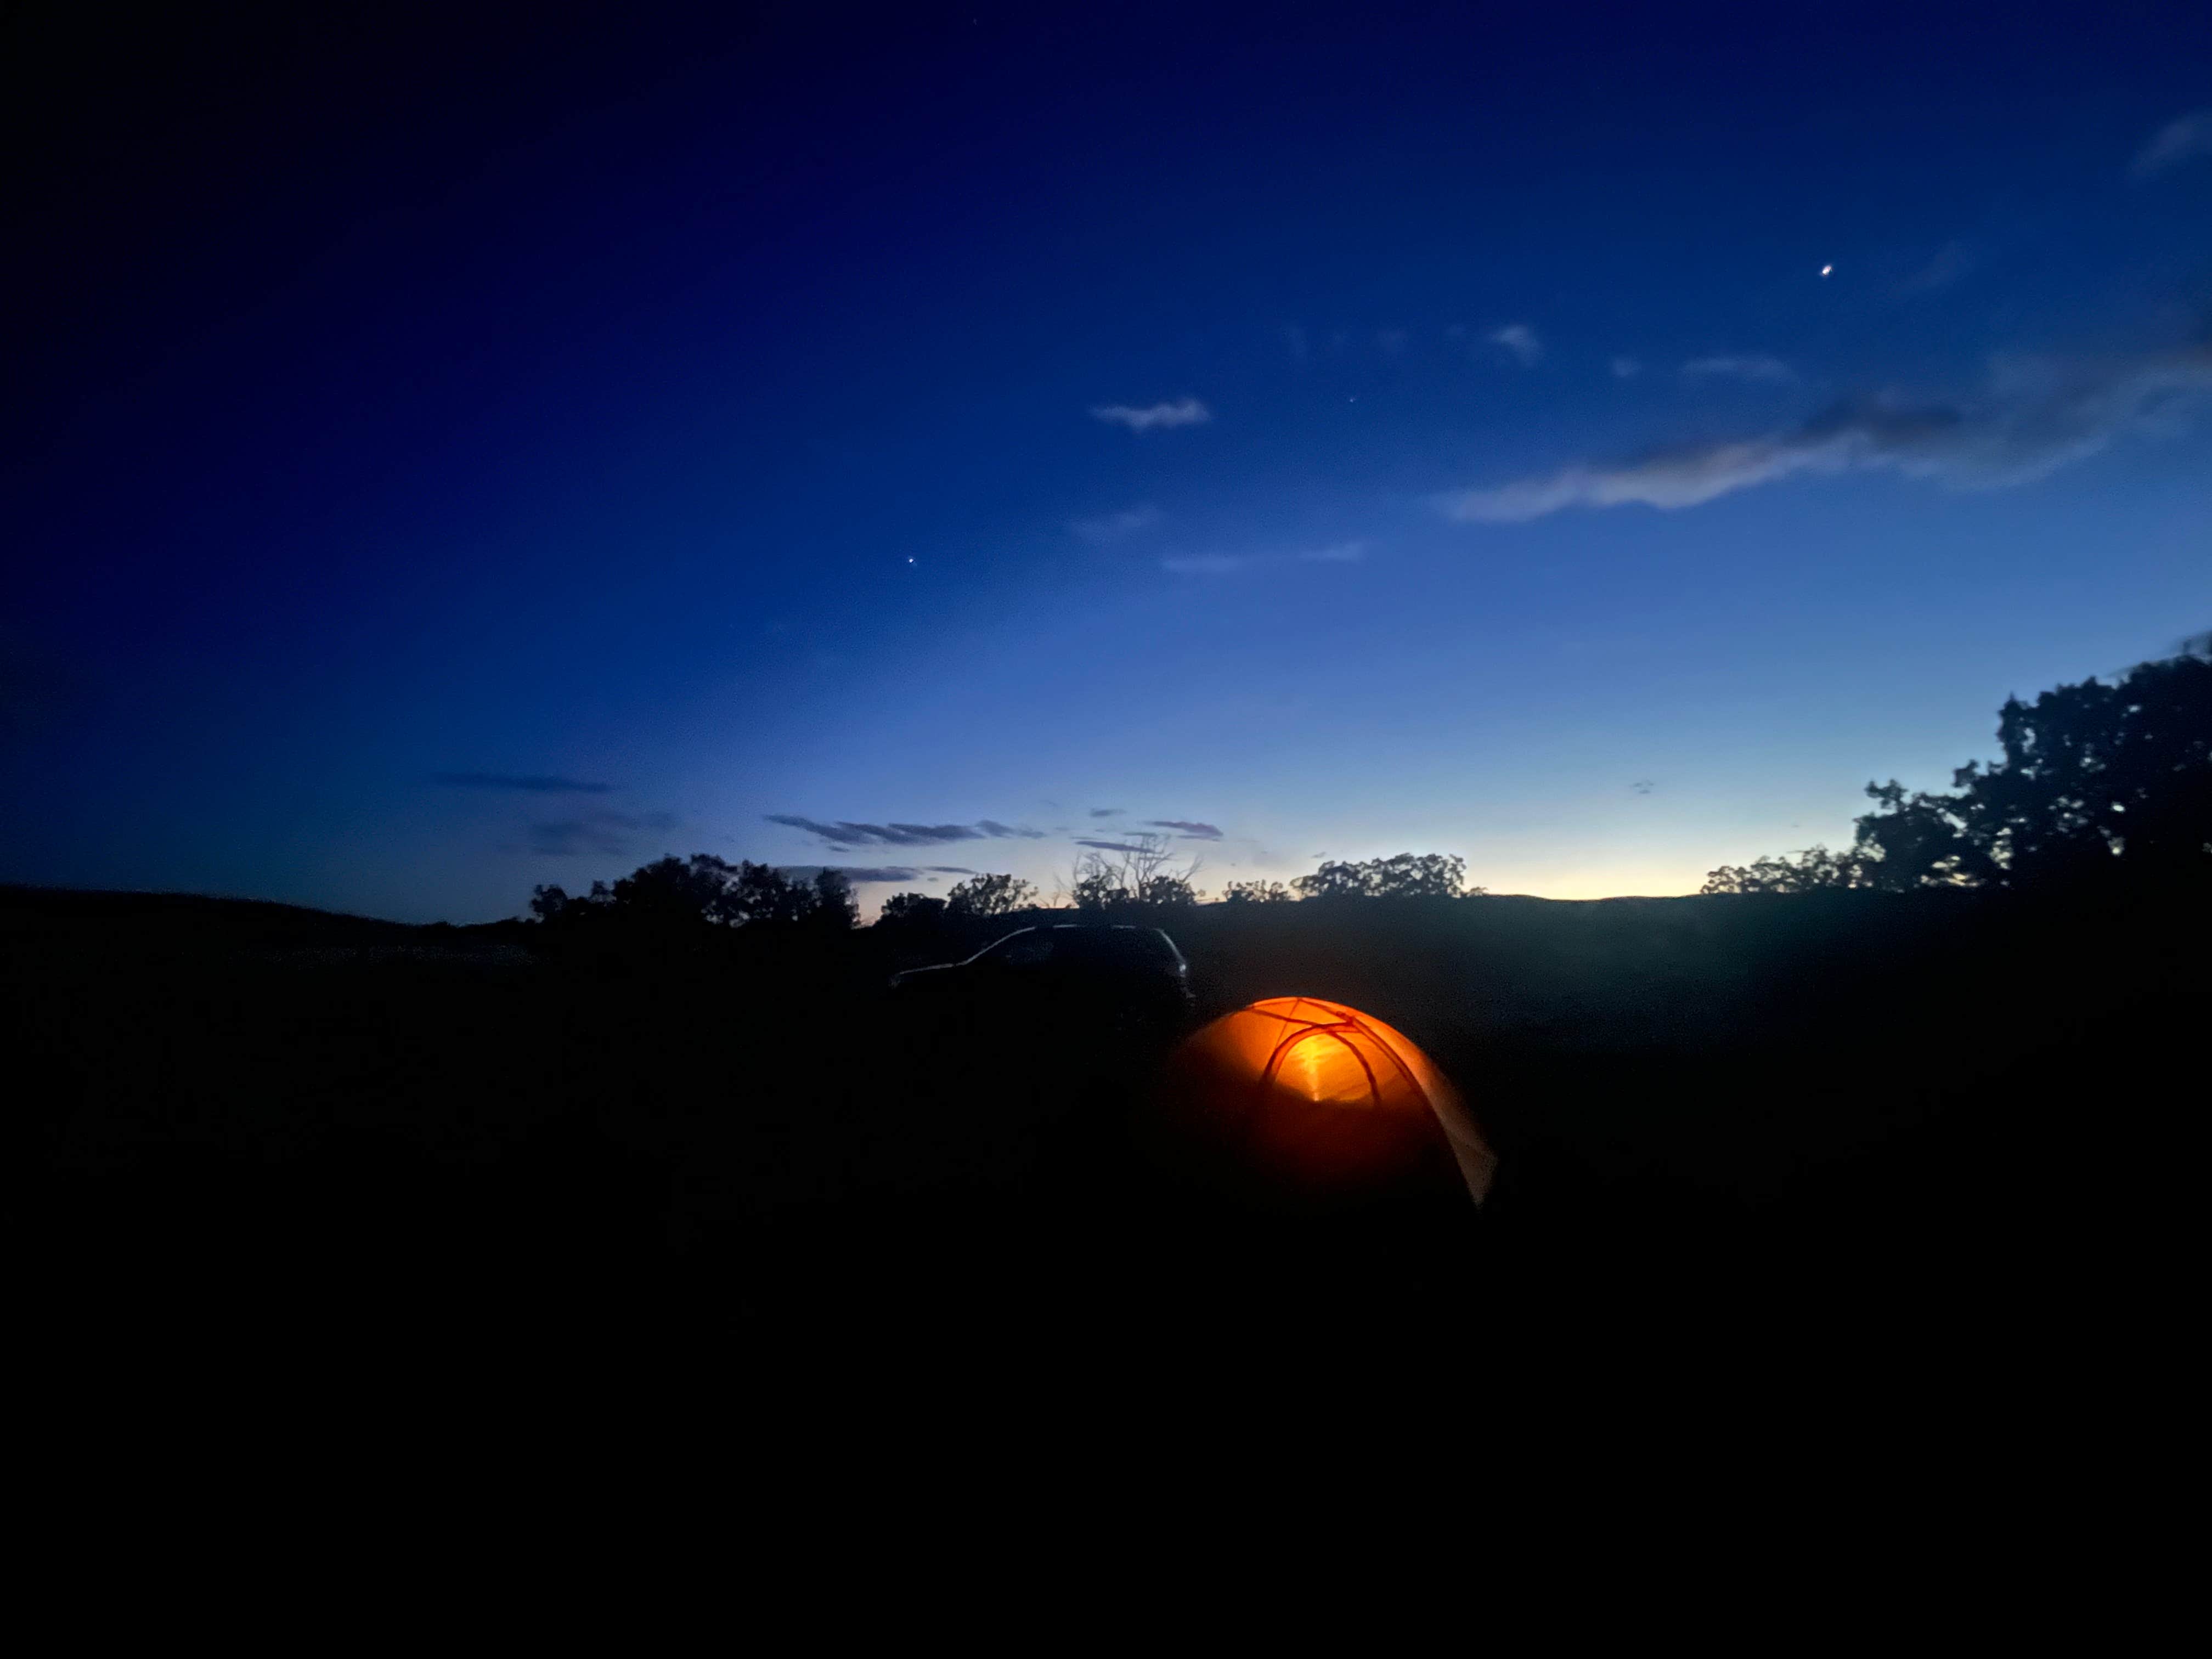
14, 883, 2204, 1424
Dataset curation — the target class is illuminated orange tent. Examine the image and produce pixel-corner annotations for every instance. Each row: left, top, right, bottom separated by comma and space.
1153, 997, 1498, 1205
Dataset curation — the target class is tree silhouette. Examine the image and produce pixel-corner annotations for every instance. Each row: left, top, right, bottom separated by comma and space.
1293, 853, 1471, 900
1850, 783, 1990, 890
877, 891, 947, 927
1941, 641, 2211, 885
1069, 869, 1119, 912
530, 855, 855, 930
530, 879, 610, 920
1700, 845, 1870, 895
1067, 832, 1203, 912
1134, 872, 1200, 910
1708, 638, 2211, 893
945, 872, 1037, 918
810, 868, 859, 930
613, 855, 746, 923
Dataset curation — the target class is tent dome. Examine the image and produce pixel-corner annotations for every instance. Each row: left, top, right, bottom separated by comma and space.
1150, 997, 1497, 1205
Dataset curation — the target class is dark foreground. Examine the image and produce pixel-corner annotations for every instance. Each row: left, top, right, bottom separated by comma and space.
15, 884, 2205, 1414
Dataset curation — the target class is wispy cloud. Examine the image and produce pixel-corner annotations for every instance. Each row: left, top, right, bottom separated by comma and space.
778, 864, 982, 885
1088, 808, 1124, 818
1076, 839, 1149, 854
1488, 324, 1543, 366
529, 811, 678, 856
1438, 343, 2212, 523
438, 771, 615, 793
774, 864, 922, 885
768, 816, 981, 847
1900, 239, 1974, 293
1299, 540, 1366, 563
1070, 505, 1164, 543
1091, 397, 1211, 432
1149, 820, 1223, 840
1161, 554, 1252, 576
1611, 357, 1643, 379
766, 815, 1045, 848
1681, 355, 1798, 385
533, 821, 629, 856
2131, 110, 2212, 177
1164, 540, 1367, 577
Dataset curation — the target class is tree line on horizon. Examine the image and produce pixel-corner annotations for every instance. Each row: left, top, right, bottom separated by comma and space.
527, 636, 2208, 934
529, 845, 1477, 937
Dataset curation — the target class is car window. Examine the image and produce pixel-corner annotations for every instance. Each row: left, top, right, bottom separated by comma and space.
974, 929, 1053, 966
1050, 928, 1182, 967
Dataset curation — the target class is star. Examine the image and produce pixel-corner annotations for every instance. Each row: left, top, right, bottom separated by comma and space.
1820, 264, 1833, 277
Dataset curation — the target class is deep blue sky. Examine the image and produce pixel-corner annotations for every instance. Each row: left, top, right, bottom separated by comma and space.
4, 2, 2208, 919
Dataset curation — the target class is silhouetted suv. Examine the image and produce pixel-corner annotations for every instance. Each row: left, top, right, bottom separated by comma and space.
890, 923, 1195, 1035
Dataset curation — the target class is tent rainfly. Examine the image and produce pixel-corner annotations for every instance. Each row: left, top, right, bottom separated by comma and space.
1156, 997, 1497, 1205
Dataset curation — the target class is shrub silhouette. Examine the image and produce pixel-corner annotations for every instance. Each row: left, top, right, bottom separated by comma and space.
1221, 879, 1293, 904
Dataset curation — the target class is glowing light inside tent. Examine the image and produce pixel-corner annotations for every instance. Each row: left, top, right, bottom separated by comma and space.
1156, 997, 1498, 1203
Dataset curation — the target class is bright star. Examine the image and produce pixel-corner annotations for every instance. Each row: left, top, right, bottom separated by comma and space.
1820, 264, 1833, 277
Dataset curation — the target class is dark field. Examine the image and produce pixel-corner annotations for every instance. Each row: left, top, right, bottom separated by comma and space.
16, 884, 2204, 1388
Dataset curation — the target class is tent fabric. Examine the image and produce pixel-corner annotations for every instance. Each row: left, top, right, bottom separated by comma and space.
1158, 997, 1498, 1204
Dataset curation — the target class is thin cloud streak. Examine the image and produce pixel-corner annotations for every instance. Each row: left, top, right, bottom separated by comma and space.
2131, 110, 2212, 177
436, 771, 616, 793
1090, 398, 1211, 431
1148, 820, 1222, 839
1488, 324, 1543, 366
529, 811, 678, 856
1164, 540, 1368, 577
765, 815, 1045, 848
1438, 344, 2212, 523
1681, 355, 1798, 384
1900, 240, 1974, 293
1070, 505, 1164, 543
775, 864, 923, 884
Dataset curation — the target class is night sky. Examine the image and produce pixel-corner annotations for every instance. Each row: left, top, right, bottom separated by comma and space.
5, 3, 2208, 921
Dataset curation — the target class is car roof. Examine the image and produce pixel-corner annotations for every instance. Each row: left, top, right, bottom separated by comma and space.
1042, 923, 1183, 956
